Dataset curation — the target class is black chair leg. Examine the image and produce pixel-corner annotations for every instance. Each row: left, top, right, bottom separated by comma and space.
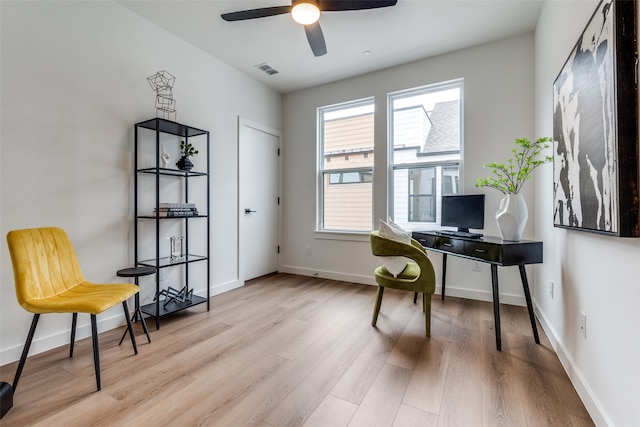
413, 292, 418, 304
13, 314, 40, 392
122, 301, 138, 355
90, 314, 101, 391
372, 286, 385, 326
69, 313, 77, 358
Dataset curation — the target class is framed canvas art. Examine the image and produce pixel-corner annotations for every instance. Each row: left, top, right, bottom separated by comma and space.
552, 0, 639, 236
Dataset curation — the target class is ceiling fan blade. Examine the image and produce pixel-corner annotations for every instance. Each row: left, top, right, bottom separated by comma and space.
318, 0, 397, 12
304, 22, 327, 57
221, 6, 292, 21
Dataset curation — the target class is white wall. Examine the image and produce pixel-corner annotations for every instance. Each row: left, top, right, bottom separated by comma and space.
534, 1, 640, 426
0, 1, 282, 365
281, 33, 538, 305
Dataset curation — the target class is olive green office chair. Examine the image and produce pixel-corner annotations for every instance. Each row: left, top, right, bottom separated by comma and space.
370, 230, 437, 336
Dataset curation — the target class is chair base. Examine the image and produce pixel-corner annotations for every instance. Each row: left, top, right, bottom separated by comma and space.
15, 302, 138, 394
371, 285, 432, 337
0, 382, 13, 419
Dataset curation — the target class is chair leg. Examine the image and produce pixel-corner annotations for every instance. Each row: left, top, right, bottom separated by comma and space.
413, 292, 418, 304
13, 314, 40, 392
371, 286, 384, 326
423, 293, 432, 337
69, 313, 77, 358
122, 301, 138, 355
90, 315, 101, 391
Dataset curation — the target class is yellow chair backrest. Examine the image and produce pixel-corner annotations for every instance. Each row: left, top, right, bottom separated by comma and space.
7, 227, 86, 310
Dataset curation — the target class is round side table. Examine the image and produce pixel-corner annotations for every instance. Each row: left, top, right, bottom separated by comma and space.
117, 266, 155, 344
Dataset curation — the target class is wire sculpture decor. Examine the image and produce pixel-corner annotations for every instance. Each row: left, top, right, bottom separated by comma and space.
147, 70, 177, 121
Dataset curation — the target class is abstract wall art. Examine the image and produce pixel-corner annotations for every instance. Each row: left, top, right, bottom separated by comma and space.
553, 0, 639, 237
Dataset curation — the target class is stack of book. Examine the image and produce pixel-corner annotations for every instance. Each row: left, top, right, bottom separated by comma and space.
152, 202, 199, 217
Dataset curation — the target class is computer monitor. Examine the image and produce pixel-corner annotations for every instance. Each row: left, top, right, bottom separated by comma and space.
441, 194, 485, 232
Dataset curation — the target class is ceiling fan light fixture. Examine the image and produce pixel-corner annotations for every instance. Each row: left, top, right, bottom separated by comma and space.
291, 1, 320, 25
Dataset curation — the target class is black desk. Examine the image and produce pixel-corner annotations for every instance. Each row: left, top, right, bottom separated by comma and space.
412, 231, 543, 351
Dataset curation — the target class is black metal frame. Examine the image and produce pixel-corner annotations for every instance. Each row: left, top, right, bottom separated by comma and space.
134, 118, 211, 330
116, 266, 156, 345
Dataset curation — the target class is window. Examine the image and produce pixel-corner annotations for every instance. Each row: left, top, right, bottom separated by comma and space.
409, 167, 436, 222
389, 80, 462, 229
329, 171, 373, 184
318, 98, 375, 231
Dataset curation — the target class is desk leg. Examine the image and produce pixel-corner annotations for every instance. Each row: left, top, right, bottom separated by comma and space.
518, 265, 540, 344
441, 253, 447, 300
491, 264, 501, 351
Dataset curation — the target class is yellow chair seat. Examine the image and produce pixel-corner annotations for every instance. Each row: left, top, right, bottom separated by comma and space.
20, 281, 139, 315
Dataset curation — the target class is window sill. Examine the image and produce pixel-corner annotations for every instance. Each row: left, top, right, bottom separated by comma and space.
314, 230, 370, 242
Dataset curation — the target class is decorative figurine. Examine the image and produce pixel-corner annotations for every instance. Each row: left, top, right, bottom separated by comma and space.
168, 236, 184, 261
147, 70, 177, 121
161, 144, 171, 168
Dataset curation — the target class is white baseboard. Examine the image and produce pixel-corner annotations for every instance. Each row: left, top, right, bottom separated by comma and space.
280, 265, 377, 286
279, 265, 526, 306
210, 279, 244, 296
534, 305, 612, 426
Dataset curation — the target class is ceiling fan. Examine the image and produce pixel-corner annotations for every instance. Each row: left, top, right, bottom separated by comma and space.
221, 0, 398, 57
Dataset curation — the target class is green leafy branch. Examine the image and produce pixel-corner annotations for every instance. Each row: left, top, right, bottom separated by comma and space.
475, 137, 552, 195
179, 140, 199, 157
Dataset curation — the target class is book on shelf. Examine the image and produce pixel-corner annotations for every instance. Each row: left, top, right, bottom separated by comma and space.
155, 207, 198, 212
152, 206, 199, 217
159, 202, 196, 209
152, 210, 199, 217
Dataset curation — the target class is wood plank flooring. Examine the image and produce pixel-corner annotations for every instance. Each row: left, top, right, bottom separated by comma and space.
0, 273, 593, 426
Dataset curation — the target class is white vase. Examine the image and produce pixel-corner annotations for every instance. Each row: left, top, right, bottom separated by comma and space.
495, 193, 528, 241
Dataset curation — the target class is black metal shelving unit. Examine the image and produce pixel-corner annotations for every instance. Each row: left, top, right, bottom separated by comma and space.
134, 118, 210, 329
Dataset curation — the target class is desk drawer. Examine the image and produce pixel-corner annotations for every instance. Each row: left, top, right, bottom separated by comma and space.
435, 237, 464, 254
464, 241, 501, 262
414, 234, 436, 248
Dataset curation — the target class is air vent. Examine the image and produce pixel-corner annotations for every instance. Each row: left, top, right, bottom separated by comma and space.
255, 63, 279, 76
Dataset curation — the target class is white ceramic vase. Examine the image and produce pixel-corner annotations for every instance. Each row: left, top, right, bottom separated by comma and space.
495, 193, 528, 241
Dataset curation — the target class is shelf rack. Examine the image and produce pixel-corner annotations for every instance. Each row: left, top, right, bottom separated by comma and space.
134, 118, 210, 329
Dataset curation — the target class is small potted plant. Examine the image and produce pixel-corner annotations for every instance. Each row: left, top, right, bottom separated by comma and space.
176, 140, 198, 171
476, 137, 552, 241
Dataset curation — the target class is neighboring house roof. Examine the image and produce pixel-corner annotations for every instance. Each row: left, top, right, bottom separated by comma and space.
423, 100, 460, 153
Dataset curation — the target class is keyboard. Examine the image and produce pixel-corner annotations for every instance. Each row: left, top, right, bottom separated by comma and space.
437, 230, 483, 239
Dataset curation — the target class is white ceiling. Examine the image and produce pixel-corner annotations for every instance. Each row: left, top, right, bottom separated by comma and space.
118, 0, 544, 94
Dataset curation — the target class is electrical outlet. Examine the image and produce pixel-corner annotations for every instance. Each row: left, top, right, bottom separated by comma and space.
579, 311, 587, 339
472, 261, 482, 272
550, 280, 555, 299
306, 245, 312, 255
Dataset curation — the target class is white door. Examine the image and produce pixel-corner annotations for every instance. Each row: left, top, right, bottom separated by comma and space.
239, 118, 280, 281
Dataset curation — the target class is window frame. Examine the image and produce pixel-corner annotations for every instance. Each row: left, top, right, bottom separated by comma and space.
387, 79, 464, 231
408, 166, 437, 223
317, 97, 376, 232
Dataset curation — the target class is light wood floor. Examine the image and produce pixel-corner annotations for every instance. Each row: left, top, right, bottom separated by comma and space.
0, 273, 593, 427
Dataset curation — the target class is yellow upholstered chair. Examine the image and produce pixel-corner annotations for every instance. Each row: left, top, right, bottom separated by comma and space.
6, 227, 140, 391
370, 230, 437, 336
